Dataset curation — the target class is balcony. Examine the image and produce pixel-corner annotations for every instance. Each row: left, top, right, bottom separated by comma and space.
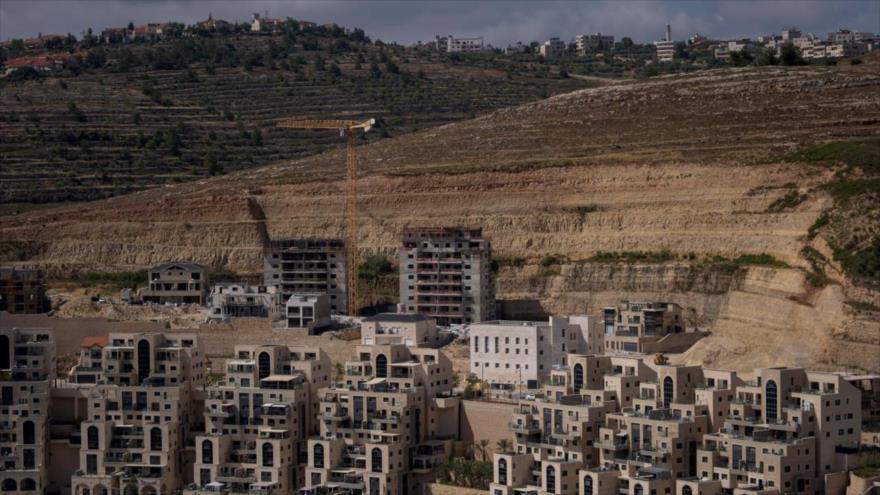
509, 421, 540, 434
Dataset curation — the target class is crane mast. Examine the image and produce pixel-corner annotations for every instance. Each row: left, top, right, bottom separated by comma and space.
277, 118, 375, 316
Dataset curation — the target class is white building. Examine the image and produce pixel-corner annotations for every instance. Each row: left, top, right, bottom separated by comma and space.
469, 315, 601, 390
575, 33, 614, 53
285, 293, 331, 333
540, 37, 566, 59
654, 23, 675, 62
360, 313, 442, 347
437, 35, 484, 53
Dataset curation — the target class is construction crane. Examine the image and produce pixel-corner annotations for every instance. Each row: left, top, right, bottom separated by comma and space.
276, 118, 375, 316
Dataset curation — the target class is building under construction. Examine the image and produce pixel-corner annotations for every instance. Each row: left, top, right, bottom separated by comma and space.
399, 227, 495, 325
264, 238, 348, 314
0, 266, 49, 314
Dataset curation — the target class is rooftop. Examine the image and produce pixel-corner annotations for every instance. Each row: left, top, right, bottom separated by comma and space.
363, 313, 430, 323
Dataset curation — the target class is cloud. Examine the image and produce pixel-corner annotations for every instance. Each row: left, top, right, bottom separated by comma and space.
0, 0, 876, 44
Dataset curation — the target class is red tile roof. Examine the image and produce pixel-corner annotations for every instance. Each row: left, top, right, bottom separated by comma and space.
80, 336, 109, 348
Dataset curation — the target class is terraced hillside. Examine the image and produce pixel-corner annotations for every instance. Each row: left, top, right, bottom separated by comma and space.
0, 33, 588, 203
2, 65, 878, 373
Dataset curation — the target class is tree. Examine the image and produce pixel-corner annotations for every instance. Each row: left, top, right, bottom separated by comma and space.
779, 42, 803, 66
654, 353, 669, 365
124, 483, 138, 495
474, 439, 490, 461
496, 438, 513, 454
757, 47, 778, 66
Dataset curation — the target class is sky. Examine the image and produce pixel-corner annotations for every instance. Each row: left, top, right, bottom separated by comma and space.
1, 0, 878, 45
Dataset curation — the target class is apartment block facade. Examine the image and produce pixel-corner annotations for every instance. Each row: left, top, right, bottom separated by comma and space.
399, 227, 495, 325
187, 344, 332, 495
575, 33, 615, 53
209, 283, 282, 319
141, 262, 209, 305
286, 294, 332, 333
603, 301, 697, 354
469, 316, 602, 390
0, 328, 55, 495
0, 267, 49, 314
302, 314, 461, 495
264, 239, 347, 314
66, 332, 206, 495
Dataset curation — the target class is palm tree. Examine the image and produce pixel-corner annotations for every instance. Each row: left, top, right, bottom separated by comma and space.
475, 439, 490, 461
496, 438, 513, 454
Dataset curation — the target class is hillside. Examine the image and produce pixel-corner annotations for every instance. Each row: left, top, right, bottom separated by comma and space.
0, 31, 589, 203
1, 64, 878, 374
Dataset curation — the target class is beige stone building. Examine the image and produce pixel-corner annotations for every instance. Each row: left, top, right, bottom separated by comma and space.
470, 316, 602, 391
141, 262, 208, 305
187, 344, 332, 495
209, 283, 282, 320
302, 314, 461, 495
0, 327, 55, 495
66, 332, 206, 495
602, 301, 702, 354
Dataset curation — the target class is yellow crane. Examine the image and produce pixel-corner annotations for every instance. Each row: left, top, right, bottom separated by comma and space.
276, 118, 375, 316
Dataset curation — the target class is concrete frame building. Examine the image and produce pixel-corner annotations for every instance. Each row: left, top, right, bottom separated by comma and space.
141, 262, 208, 305
286, 294, 332, 333
655, 24, 675, 62
187, 344, 332, 495
209, 283, 282, 320
540, 38, 567, 59
469, 316, 601, 390
399, 227, 495, 325
0, 328, 55, 495
436, 35, 484, 53
575, 33, 614, 54
301, 314, 461, 495
66, 332, 206, 495
0, 267, 49, 314
264, 239, 347, 314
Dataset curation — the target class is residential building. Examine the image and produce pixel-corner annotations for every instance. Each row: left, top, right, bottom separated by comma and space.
0, 267, 49, 314
286, 294, 332, 333
187, 344, 332, 495
399, 227, 495, 325
603, 301, 703, 354
264, 239, 347, 314
575, 33, 614, 54
140, 261, 208, 305
540, 38, 567, 59
67, 332, 205, 495
251, 13, 282, 33
505, 42, 529, 55
131, 23, 170, 39
360, 313, 443, 348
827, 29, 876, 44
0, 328, 55, 495
301, 315, 461, 495
437, 35, 484, 53
655, 24, 675, 62
209, 283, 282, 319
782, 27, 802, 41
469, 316, 601, 390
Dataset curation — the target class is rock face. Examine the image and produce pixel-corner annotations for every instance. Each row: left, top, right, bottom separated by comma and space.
2, 66, 879, 373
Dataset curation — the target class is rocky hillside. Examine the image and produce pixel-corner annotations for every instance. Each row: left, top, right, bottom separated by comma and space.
2, 64, 878, 373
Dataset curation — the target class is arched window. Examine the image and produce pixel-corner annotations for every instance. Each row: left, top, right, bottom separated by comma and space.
314, 443, 325, 468
573, 364, 584, 391
375, 354, 387, 378
498, 458, 508, 484
545, 465, 556, 493
2, 479, 17, 491
663, 376, 674, 408
0, 335, 10, 370
766, 379, 778, 422
258, 352, 271, 380
682, 486, 692, 495
634, 484, 644, 495
137, 339, 151, 383
87, 425, 99, 449
583, 475, 593, 495
20, 479, 37, 491
150, 427, 162, 451
262, 443, 274, 467
371, 447, 383, 473
23, 420, 35, 445
202, 440, 213, 464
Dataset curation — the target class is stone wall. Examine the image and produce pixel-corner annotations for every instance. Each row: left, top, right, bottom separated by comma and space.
459, 399, 515, 456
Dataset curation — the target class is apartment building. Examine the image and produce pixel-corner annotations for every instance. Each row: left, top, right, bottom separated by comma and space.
286, 294, 332, 333
575, 33, 614, 53
540, 38, 567, 59
469, 316, 602, 390
209, 283, 282, 319
140, 262, 208, 305
264, 239, 347, 314
67, 332, 206, 495
436, 35, 484, 53
0, 267, 49, 314
302, 314, 461, 495
0, 328, 55, 495
399, 227, 495, 325
187, 344, 332, 495
655, 24, 675, 62
360, 313, 444, 348
603, 301, 700, 354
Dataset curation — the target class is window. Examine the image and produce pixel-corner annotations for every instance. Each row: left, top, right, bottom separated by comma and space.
546, 465, 556, 493
583, 475, 593, 495
23, 420, 36, 445
372, 447, 383, 472
262, 442, 274, 467
87, 425, 99, 449
498, 458, 507, 484
766, 380, 778, 423
150, 427, 162, 451
314, 443, 325, 468
202, 440, 213, 464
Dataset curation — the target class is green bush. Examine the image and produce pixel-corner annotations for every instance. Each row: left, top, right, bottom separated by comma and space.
358, 255, 394, 282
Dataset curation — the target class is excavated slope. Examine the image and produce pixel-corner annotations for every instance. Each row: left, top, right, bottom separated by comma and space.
2, 66, 879, 373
